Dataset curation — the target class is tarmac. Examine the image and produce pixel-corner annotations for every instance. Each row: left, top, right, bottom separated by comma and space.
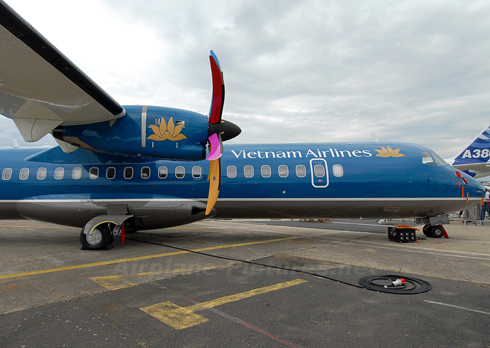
0, 218, 489, 347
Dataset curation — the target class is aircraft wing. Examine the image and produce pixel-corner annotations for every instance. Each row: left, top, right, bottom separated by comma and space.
0, 1, 125, 142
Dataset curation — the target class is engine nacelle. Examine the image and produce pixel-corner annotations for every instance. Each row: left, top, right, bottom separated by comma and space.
53, 105, 209, 160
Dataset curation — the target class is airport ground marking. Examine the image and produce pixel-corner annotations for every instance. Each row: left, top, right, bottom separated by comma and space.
90, 264, 233, 290
345, 238, 490, 257
0, 237, 295, 281
148, 281, 304, 347
140, 278, 308, 330
333, 240, 490, 261
425, 301, 490, 316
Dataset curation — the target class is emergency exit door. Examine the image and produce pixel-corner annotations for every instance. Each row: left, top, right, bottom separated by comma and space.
310, 158, 329, 188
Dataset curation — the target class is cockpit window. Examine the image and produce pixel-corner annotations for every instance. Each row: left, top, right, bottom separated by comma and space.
422, 152, 435, 166
430, 151, 448, 166
422, 151, 448, 166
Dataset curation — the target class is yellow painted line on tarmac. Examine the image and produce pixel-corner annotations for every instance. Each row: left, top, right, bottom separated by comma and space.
0, 237, 295, 281
90, 264, 232, 291
90, 274, 136, 291
140, 278, 308, 330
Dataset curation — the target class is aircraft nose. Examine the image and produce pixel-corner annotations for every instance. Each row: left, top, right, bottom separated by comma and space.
463, 172, 485, 198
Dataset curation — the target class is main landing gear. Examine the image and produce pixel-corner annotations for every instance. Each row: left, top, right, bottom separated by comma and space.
80, 215, 134, 250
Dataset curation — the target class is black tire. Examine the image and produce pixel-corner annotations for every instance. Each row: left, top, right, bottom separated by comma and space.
80, 225, 114, 250
430, 225, 445, 238
422, 225, 432, 237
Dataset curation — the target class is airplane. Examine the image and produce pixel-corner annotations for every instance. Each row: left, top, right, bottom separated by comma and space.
0, 1, 485, 250
447, 125, 490, 178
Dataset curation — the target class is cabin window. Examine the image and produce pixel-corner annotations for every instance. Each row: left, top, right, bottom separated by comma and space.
54, 167, 64, 180
141, 167, 150, 179
278, 165, 289, 178
244, 165, 254, 178
314, 164, 325, 177
19, 168, 29, 180
192, 166, 202, 179
261, 165, 271, 178
422, 151, 435, 166
89, 167, 99, 180
332, 164, 344, 177
37, 168, 47, 180
158, 166, 168, 179
2, 168, 12, 180
72, 167, 82, 180
175, 166, 185, 179
106, 167, 116, 179
296, 165, 306, 178
124, 167, 133, 179
227, 165, 237, 178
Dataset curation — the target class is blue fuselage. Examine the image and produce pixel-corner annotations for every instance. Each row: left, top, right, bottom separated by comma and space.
0, 142, 483, 229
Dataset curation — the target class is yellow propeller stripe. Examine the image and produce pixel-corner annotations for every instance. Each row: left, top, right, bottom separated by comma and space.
205, 158, 220, 215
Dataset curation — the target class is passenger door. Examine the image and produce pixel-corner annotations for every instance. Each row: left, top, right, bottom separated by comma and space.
310, 159, 329, 188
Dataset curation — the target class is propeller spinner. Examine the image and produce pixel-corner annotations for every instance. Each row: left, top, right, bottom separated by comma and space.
205, 51, 240, 215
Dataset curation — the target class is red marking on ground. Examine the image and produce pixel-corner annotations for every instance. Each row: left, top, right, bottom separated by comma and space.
241, 322, 303, 348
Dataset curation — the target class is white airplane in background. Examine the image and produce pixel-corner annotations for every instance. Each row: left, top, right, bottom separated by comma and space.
448, 125, 490, 179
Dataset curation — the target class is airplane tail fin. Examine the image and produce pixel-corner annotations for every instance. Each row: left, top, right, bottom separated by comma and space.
452, 125, 490, 166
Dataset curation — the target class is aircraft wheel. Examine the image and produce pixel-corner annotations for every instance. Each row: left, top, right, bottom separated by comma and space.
422, 225, 432, 237
80, 225, 114, 250
430, 225, 445, 238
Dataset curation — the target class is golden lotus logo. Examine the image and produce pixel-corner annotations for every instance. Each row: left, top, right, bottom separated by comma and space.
375, 146, 405, 158
148, 117, 187, 141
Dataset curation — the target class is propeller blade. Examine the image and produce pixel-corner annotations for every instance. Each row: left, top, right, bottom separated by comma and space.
205, 51, 225, 216
208, 50, 224, 125
205, 158, 221, 215
205, 51, 231, 216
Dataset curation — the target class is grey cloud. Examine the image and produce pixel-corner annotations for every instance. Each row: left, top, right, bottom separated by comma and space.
2, 0, 490, 160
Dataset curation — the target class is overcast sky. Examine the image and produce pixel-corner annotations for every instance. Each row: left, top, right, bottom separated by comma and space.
2, 0, 490, 159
